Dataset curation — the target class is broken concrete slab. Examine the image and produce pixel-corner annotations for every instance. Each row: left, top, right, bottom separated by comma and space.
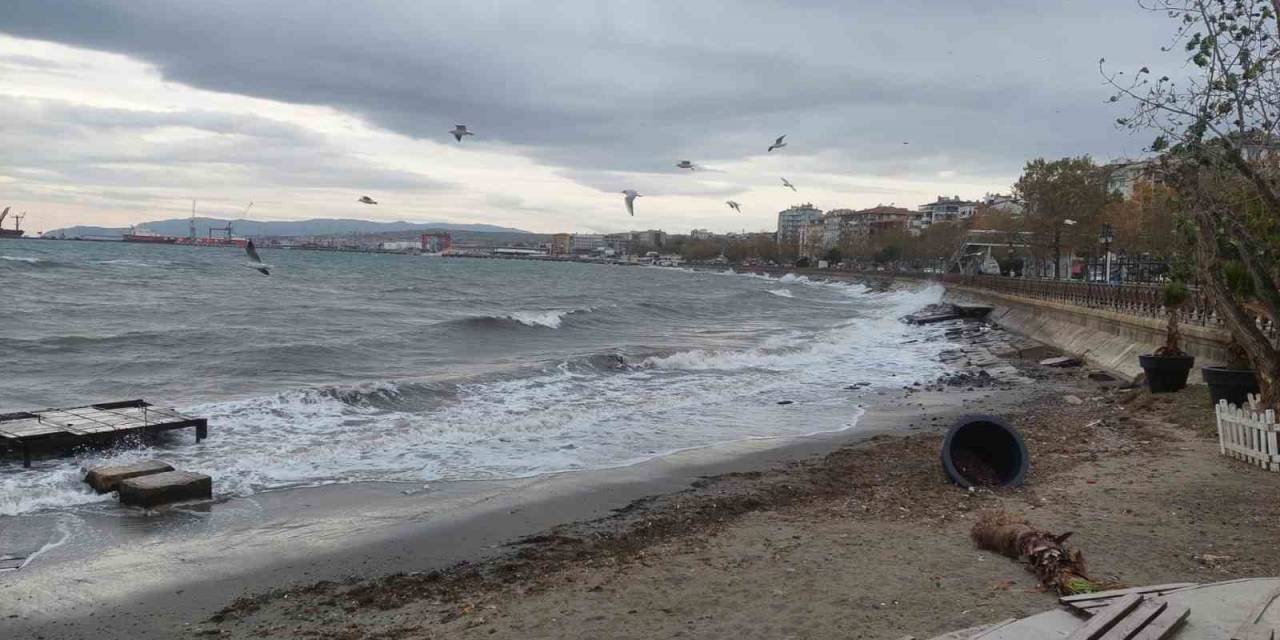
84, 460, 174, 494
1039, 356, 1082, 368
118, 470, 212, 508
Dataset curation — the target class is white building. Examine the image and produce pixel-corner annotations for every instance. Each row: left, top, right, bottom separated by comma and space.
570, 234, 605, 253
776, 203, 823, 246
378, 241, 420, 251
981, 193, 1024, 216
914, 196, 980, 231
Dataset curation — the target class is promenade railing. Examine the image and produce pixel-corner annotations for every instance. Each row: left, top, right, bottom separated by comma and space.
938, 273, 1223, 330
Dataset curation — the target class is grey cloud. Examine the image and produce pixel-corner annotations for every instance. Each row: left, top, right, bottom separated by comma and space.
3, 0, 1178, 195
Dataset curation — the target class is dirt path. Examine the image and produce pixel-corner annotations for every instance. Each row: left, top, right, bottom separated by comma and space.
201, 362, 1280, 640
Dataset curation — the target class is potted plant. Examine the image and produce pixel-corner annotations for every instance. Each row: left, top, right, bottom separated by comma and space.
1138, 281, 1195, 393
1203, 340, 1261, 408
1201, 262, 1260, 407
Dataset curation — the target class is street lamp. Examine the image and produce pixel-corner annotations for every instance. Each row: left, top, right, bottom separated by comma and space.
1052, 219, 1077, 280
1099, 223, 1115, 283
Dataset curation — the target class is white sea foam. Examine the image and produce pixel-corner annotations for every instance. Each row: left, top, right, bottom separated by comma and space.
767, 289, 794, 298
0, 283, 954, 516
506, 309, 579, 328
0, 255, 42, 263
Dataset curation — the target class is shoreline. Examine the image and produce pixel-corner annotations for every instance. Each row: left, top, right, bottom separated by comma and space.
1, 370, 1023, 639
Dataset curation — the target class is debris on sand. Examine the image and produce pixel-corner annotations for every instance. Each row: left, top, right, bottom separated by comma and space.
971, 510, 1097, 595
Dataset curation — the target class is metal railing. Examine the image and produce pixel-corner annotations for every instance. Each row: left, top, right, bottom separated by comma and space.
940, 273, 1222, 329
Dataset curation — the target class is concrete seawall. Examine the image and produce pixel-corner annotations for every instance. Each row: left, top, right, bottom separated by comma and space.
943, 284, 1232, 383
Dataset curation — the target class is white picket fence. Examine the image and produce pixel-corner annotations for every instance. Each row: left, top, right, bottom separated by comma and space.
1215, 395, 1280, 471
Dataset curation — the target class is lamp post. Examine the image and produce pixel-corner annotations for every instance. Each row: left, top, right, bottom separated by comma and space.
1099, 223, 1115, 283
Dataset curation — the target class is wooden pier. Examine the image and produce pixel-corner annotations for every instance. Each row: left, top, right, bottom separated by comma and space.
0, 400, 207, 468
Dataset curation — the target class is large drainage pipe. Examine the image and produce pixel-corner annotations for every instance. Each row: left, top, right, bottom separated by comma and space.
940, 415, 1028, 489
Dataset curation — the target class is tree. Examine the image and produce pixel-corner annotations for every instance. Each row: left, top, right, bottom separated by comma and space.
1107, 0, 1280, 406
1101, 182, 1181, 256
823, 247, 843, 265
1013, 156, 1117, 279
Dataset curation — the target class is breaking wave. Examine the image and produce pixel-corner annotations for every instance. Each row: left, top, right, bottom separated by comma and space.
447, 308, 595, 330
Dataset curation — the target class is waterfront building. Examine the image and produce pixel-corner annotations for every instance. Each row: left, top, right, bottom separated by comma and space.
550, 233, 572, 255
603, 232, 633, 255
981, 193, 1024, 216
798, 220, 826, 259
570, 234, 605, 254
630, 229, 667, 248
913, 196, 980, 231
775, 203, 823, 247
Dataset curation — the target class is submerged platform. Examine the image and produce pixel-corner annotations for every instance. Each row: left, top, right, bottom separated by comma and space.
0, 400, 207, 468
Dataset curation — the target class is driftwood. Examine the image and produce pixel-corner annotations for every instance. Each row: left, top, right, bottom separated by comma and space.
971, 510, 1095, 595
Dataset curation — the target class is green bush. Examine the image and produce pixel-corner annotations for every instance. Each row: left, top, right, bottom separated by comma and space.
1162, 280, 1189, 308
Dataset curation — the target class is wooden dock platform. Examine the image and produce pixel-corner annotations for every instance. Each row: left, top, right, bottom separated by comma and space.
0, 400, 207, 468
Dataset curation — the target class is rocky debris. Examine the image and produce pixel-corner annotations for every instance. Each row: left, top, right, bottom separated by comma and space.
118, 470, 212, 508
84, 459, 174, 494
1063, 395, 1084, 405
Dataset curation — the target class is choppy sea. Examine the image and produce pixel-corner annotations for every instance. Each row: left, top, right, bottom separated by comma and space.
0, 240, 954, 516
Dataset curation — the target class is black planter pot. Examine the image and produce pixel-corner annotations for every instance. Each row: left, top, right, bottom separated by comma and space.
1202, 366, 1260, 408
1138, 354, 1195, 393
940, 415, 1028, 489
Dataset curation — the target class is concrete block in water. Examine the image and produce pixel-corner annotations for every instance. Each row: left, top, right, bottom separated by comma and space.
118, 471, 212, 507
85, 460, 174, 493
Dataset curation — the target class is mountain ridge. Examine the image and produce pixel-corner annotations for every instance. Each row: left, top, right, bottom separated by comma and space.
43, 217, 532, 238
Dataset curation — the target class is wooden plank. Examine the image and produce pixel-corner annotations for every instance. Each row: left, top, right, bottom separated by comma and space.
1231, 585, 1280, 640
1065, 594, 1143, 640
1129, 605, 1189, 640
1061, 583, 1196, 605
1099, 599, 1166, 639
0, 418, 67, 439
1232, 625, 1275, 640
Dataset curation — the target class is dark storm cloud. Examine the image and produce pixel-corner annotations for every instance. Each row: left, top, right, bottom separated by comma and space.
3, 0, 1178, 190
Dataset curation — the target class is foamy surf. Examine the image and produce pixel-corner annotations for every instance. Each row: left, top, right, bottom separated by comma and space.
2, 245, 957, 517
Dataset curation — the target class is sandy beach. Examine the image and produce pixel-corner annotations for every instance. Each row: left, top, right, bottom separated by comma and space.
193, 342, 1280, 640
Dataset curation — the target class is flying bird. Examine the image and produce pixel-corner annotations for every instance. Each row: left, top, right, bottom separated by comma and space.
675, 160, 696, 170
621, 190, 642, 216
450, 125, 474, 142
768, 135, 787, 152
358, 196, 378, 205
245, 239, 270, 276
726, 200, 742, 213
780, 177, 797, 192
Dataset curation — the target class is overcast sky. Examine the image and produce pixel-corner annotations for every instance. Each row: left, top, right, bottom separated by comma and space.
1, 1, 1181, 234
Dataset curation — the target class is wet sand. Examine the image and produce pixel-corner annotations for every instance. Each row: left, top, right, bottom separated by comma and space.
0, 372, 1026, 639
200, 365, 1280, 640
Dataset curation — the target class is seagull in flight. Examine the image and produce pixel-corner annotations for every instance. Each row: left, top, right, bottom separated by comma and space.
621, 190, 642, 216
768, 135, 787, 152
450, 125, 474, 142
675, 160, 696, 170
780, 177, 797, 192
358, 196, 378, 205
245, 239, 270, 276
726, 200, 742, 213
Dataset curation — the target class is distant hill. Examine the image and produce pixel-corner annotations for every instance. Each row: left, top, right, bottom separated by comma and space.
44, 217, 531, 239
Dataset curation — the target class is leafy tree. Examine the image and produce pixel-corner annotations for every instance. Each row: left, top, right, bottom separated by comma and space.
1013, 156, 1117, 279
823, 247, 843, 264
1106, 0, 1280, 405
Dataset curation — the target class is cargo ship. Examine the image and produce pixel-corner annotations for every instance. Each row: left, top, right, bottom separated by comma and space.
121, 227, 179, 244
0, 207, 25, 238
